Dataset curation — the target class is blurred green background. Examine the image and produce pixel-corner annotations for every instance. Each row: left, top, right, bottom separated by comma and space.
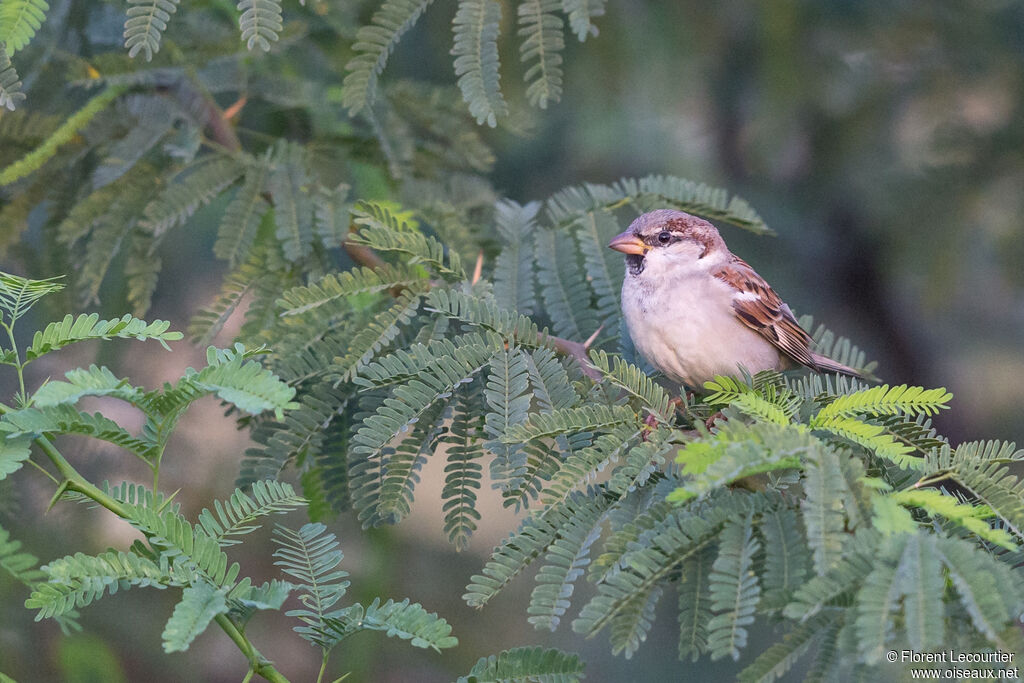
2, 1, 1024, 681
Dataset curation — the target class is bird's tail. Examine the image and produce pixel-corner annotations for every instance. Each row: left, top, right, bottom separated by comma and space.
810, 352, 866, 380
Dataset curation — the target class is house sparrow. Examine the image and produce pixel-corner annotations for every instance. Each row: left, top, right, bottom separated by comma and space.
609, 209, 862, 388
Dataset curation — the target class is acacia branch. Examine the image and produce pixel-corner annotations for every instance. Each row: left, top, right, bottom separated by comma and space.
343, 225, 602, 379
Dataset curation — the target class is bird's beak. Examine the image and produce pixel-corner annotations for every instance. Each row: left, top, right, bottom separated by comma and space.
608, 231, 648, 256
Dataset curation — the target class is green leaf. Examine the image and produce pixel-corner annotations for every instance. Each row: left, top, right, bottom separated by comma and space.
517, 0, 564, 108
0, 271, 64, 323
186, 345, 297, 418
237, 0, 283, 51
0, 0, 48, 54
527, 490, 613, 631
272, 522, 351, 648
562, 0, 604, 42
0, 42, 25, 111
853, 547, 901, 664
0, 405, 157, 460
801, 444, 850, 575
214, 156, 271, 265
140, 155, 243, 237
452, 0, 508, 127
737, 613, 832, 683
574, 210, 623, 335
161, 582, 228, 653
707, 513, 761, 661
814, 384, 952, 421
895, 533, 944, 652
27, 549, 170, 619
0, 435, 31, 481
458, 646, 585, 683
268, 141, 313, 262
342, 0, 435, 114
324, 598, 458, 652
31, 366, 141, 407
196, 481, 305, 546
278, 265, 427, 317
26, 313, 181, 361
890, 488, 1016, 550
934, 535, 1016, 646
758, 507, 810, 609
534, 227, 597, 341
492, 200, 538, 314
677, 545, 715, 661
350, 201, 465, 280
123, 0, 180, 61
504, 404, 637, 443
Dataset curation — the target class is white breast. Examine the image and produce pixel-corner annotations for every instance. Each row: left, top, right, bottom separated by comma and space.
620, 265, 782, 387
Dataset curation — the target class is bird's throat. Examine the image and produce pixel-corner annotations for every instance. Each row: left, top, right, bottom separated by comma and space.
626, 254, 645, 275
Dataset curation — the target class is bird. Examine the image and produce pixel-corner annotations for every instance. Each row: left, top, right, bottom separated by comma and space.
609, 209, 863, 389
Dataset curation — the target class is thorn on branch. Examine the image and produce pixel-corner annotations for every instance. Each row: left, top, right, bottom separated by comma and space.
471, 250, 484, 285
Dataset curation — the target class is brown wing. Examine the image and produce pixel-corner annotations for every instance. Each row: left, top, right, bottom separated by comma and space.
714, 256, 820, 371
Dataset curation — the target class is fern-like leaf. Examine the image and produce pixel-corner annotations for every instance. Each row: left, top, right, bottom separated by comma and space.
279, 265, 427, 316
528, 489, 613, 631
214, 157, 271, 265
237, 0, 283, 51
534, 228, 597, 341
758, 507, 810, 609
140, 155, 244, 237
0, 404, 157, 460
517, 0, 564, 108
0, 271, 64, 322
269, 141, 313, 262
0, 0, 48, 54
0, 43, 25, 111
707, 513, 761, 661
333, 291, 423, 384
677, 545, 715, 661
574, 209, 623, 336
323, 597, 458, 651
196, 481, 305, 546
492, 200, 538, 314
800, 444, 848, 576
31, 365, 141, 406
442, 383, 486, 549
458, 646, 585, 683
350, 201, 465, 280
562, 0, 604, 41
124, 0, 180, 61
737, 613, 833, 683
161, 581, 228, 653
452, 0, 508, 127
504, 404, 637, 443
272, 522, 350, 648
589, 350, 672, 424
342, 0, 435, 114
0, 435, 31, 481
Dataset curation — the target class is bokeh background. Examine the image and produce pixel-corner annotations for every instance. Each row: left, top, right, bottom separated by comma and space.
2, 1, 1024, 681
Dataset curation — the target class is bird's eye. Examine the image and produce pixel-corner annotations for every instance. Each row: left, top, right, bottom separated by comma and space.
657, 231, 672, 245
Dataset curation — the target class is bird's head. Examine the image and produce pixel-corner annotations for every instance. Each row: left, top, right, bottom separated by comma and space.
608, 209, 726, 277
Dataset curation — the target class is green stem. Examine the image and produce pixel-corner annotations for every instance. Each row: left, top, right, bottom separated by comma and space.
2, 323, 26, 404
316, 652, 330, 683
0, 403, 292, 683
216, 614, 290, 683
